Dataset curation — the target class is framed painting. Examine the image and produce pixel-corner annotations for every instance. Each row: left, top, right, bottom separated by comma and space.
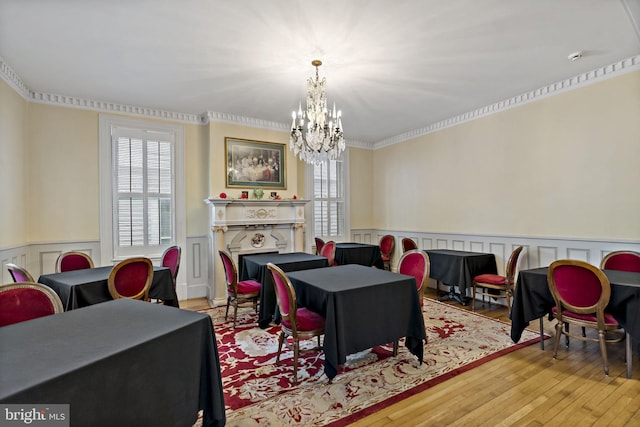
225, 137, 286, 189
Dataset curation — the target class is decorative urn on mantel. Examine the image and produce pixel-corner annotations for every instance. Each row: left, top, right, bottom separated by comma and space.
204, 198, 309, 305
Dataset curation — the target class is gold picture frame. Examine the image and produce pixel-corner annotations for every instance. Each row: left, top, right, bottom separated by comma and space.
225, 137, 286, 189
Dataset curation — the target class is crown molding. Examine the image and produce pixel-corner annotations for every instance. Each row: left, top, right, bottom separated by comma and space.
0, 56, 31, 100
373, 55, 640, 149
204, 111, 288, 131
30, 91, 206, 124
2, 55, 637, 150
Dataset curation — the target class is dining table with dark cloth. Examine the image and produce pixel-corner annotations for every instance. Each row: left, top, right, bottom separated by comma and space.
510, 267, 640, 378
287, 264, 426, 380
425, 249, 498, 305
239, 252, 329, 328
335, 242, 384, 268
38, 265, 179, 310
0, 299, 225, 427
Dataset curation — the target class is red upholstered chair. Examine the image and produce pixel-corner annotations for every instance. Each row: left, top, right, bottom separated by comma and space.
0, 282, 64, 327
55, 251, 94, 273
401, 238, 418, 253
398, 249, 430, 306
379, 235, 395, 270
219, 250, 261, 328
161, 245, 182, 289
107, 257, 154, 301
7, 263, 35, 283
548, 259, 624, 376
471, 246, 523, 312
267, 262, 325, 384
600, 250, 640, 273
314, 237, 325, 256
394, 249, 430, 353
320, 240, 337, 266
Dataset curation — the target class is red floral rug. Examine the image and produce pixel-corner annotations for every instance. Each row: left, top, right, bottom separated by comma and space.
199, 299, 541, 426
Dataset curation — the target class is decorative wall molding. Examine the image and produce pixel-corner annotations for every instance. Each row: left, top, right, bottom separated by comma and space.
373, 55, 640, 149
352, 228, 640, 306
2, 54, 638, 150
0, 56, 30, 100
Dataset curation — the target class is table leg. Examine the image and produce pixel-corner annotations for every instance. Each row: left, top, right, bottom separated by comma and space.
626, 332, 632, 379
539, 317, 544, 350
437, 283, 468, 306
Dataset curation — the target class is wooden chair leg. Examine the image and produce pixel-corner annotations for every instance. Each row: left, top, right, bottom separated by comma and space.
471, 284, 475, 311
552, 322, 563, 359
392, 340, 399, 356
224, 296, 231, 321
598, 330, 609, 376
293, 339, 300, 384
276, 332, 285, 365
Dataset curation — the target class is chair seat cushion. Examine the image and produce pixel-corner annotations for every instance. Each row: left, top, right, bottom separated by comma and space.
552, 307, 619, 325
234, 279, 261, 294
474, 274, 507, 285
282, 307, 325, 331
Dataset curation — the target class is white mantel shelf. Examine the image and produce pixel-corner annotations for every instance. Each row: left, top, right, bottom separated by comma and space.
204, 198, 309, 227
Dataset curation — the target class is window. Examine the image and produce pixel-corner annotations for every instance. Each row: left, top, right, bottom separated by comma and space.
307, 151, 349, 243
99, 115, 185, 263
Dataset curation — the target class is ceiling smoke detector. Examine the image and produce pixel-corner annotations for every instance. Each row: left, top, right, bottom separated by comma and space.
568, 51, 583, 61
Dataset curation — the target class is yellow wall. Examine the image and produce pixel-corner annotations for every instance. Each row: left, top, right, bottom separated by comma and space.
349, 147, 374, 229
183, 121, 210, 236
2, 70, 638, 247
0, 80, 29, 247
372, 70, 640, 240
26, 104, 100, 242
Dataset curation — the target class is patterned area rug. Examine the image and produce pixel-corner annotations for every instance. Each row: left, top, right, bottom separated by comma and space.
199, 299, 540, 426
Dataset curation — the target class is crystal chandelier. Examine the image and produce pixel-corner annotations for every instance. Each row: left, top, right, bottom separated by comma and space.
289, 60, 345, 164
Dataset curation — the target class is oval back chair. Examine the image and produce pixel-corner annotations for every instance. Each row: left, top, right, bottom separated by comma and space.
161, 245, 182, 289
7, 263, 35, 283
471, 246, 523, 312
320, 240, 337, 266
55, 251, 95, 273
600, 250, 640, 272
401, 238, 418, 253
267, 262, 325, 384
379, 235, 396, 270
218, 250, 261, 328
107, 257, 154, 301
314, 237, 326, 256
0, 282, 64, 327
547, 259, 625, 376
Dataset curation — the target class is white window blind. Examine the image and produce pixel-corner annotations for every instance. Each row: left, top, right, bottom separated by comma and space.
112, 128, 175, 257
313, 158, 345, 238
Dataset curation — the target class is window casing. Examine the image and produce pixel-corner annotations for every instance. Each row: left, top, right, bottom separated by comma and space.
307, 150, 349, 244
99, 115, 185, 264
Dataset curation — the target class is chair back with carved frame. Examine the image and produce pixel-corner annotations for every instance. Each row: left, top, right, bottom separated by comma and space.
55, 251, 94, 273
107, 257, 154, 301
0, 282, 64, 326
600, 250, 640, 273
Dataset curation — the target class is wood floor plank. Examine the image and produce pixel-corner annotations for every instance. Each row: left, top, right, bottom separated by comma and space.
182, 289, 640, 426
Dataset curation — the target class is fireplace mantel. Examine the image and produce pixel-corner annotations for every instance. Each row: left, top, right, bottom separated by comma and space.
204, 198, 310, 305
204, 198, 309, 227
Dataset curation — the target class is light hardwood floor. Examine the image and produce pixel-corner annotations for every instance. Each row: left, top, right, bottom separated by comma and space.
182, 288, 640, 426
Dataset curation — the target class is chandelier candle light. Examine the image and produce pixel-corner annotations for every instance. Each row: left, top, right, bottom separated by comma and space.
290, 60, 345, 164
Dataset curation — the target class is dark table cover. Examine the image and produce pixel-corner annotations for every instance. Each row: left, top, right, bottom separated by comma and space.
240, 252, 329, 328
0, 299, 225, 427
38, 265, 179, 310
287, 264, 426, 380
425, 249, 498, 296
511, 267, 640, 348
335, 242, 384, 269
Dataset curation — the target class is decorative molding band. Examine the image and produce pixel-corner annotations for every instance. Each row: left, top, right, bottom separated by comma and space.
0, 56, 31, 100
3, 54, 637, 149
204, 110, 288, 131
373, 55, 640, 149
30, 91, 206, 124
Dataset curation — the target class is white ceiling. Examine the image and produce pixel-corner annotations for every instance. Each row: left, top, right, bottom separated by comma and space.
1, 0, 639, 144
